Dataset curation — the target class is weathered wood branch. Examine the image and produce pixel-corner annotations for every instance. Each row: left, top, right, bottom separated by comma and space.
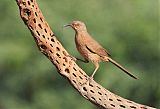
16, 0, 156, 109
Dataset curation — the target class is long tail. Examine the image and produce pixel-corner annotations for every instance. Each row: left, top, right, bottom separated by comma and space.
107, 57, 138, 79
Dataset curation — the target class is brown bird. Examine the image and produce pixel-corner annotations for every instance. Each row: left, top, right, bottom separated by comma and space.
64, 21, 137, 80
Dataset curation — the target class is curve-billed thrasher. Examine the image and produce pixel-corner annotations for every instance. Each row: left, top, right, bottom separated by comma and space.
64, 21, 137, 80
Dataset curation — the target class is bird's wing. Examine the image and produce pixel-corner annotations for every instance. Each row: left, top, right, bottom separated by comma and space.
85, 42, 111, 57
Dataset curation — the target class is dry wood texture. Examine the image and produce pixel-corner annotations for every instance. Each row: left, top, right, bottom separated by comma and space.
16, 0, 156, 109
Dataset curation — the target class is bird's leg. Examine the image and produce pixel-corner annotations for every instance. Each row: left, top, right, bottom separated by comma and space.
67, 55, 89, 63
76, 58, 89, 63
66, 55, 77, 61
90, 62, 99, 79
82, 62, 99, 85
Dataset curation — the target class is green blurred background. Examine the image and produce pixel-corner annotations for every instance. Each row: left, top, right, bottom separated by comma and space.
0, 0, 159, 109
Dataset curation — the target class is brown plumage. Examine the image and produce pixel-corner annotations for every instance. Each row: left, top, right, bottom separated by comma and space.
64, 21, 137, 80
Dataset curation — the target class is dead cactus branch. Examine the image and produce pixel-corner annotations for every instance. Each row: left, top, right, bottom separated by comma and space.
16, 0, 156, 109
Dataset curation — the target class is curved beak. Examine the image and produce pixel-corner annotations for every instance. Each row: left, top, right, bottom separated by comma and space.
63, 23, 72, 28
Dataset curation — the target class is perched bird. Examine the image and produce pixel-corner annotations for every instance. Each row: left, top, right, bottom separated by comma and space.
64, 21, 137, 80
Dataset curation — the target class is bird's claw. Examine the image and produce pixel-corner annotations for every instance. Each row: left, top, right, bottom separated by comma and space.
67, 55, 77, 61
81, 76, 94, 85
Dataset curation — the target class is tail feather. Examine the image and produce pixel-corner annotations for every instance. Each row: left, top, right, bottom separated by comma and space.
107, 57, 138, 79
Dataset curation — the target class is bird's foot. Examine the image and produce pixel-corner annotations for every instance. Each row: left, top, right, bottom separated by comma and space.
81, 76, 94, 85
66, 55, 77, 61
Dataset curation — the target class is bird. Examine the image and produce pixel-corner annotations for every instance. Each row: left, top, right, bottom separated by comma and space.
64, 20, 137, 80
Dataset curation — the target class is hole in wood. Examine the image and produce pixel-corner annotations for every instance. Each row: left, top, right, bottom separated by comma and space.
56, 60, 59, 64
56, 41, 60, 45
29, 25, 33, 30
79, 70, 83, 75
91, 97, 96, 101
73, 67, 77, 71
51, 38, 55, 42
40, 44, 47, 50
63, 57, 68, 62
50, 44, 53, 47
72, 73, 77, 77
90, 90, 94, 93
44, 28, 47, 33
109, 98, 113, 101
22, 2, 26, 5
42, 35, 45, 38
140, 107, 147, 109
98, 92, 102, 95
23, 8, 31, 17
72, 80, 76, 84
33, 18, 36, 23
36, 31, 40, 36
130, 106, 136, 109
84, 75, 87, 78
83, 87, 87, 91
49, 56, 53, 60
56, 53, 61, 58
62, 51, 67, 56
120, 105, 126, 108
45, 22, 48, 27
65, 68, 69, 73
84, 95, 87, 98
89, 83, 93, 87
49, 50, 53, 53
97, 86, 101, 89
38, 24, 42, 29
50, 33, 54, 37
35, 12, 38, 16
56, 47, 60, 51
110, 104, 115, 107
40, 17, 43, 22
117, 99, 122, 102
79, 76, 83, 80
27, 1, 30, 5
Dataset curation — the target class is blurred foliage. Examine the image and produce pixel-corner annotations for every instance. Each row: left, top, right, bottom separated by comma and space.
0, 0, 159, 109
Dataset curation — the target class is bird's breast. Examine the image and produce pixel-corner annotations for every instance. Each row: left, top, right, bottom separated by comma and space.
75, 34, 89, 59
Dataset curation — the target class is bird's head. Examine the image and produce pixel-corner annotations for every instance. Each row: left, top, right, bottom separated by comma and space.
64, 21, 87, 32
